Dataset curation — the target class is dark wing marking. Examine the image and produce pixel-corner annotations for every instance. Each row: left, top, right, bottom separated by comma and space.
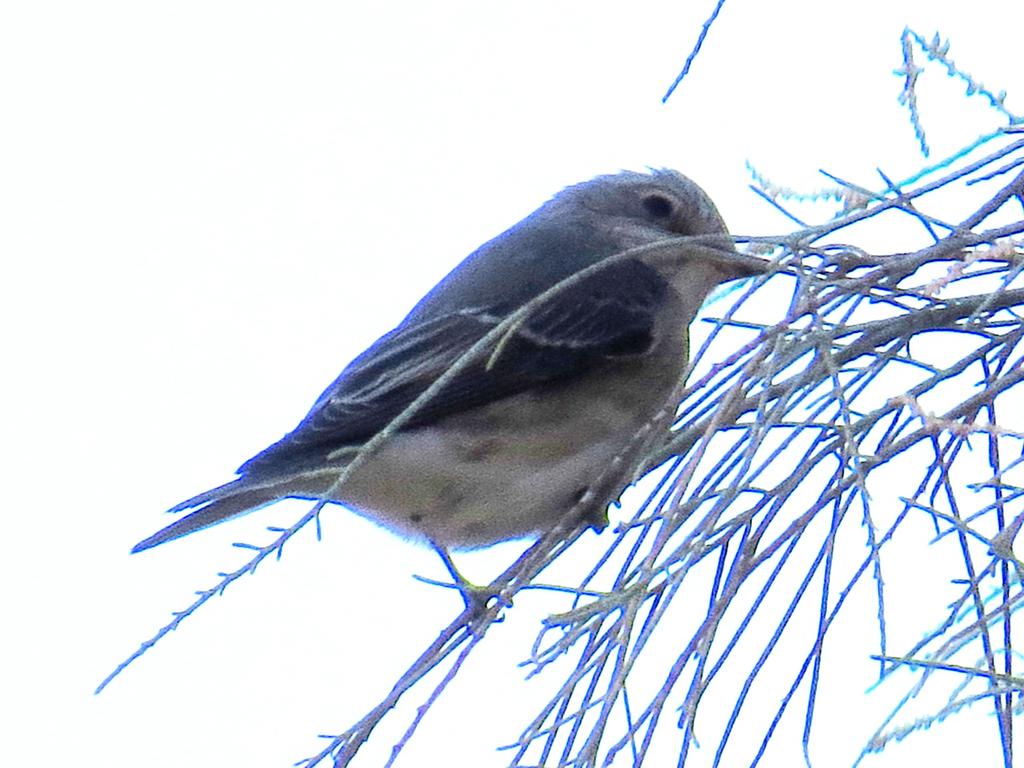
239, 258, 669, 476
237, 310, 499, 473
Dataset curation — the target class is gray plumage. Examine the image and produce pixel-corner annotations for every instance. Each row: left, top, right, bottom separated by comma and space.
133, 169, 762, 553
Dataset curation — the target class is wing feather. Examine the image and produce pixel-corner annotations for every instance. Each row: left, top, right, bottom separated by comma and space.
239, 258, 669, 475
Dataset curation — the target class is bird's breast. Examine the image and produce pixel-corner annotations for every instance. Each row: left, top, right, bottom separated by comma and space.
336, 353, 685, 548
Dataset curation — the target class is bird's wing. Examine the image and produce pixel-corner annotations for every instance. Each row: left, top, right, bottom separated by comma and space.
239, 258, 671, 475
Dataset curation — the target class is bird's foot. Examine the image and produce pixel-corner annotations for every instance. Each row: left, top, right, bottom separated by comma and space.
431, 544, 506, 618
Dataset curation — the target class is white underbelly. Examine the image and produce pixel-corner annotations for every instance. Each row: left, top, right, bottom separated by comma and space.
336, 361, 678, 548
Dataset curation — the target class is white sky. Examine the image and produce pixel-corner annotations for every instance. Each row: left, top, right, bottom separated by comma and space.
4, 2, 1023, 767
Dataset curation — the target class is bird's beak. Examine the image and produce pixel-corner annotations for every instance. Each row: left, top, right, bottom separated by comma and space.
724, 251, 770, 279
702, 247, 770, 281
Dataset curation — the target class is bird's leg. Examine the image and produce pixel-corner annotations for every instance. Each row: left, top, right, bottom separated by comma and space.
574, 486, 610, 533
430, 542, 501, 615
582, 504, 610, 533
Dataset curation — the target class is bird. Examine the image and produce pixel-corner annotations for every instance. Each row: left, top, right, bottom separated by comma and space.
132, 169, 763, 555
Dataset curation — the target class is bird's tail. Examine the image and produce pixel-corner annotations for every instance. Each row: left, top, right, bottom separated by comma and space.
132, 479, 286, 553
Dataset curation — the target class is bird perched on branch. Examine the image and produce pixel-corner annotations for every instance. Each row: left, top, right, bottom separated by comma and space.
133, 169, 763, 555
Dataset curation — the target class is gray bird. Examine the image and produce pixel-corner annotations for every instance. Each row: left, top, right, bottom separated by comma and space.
133, 169, 762, 554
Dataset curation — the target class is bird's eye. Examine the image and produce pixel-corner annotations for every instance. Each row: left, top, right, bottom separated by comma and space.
641, 193, 674, 219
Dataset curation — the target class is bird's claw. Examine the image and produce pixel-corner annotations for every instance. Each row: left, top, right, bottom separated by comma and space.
431, 543, 507, 617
